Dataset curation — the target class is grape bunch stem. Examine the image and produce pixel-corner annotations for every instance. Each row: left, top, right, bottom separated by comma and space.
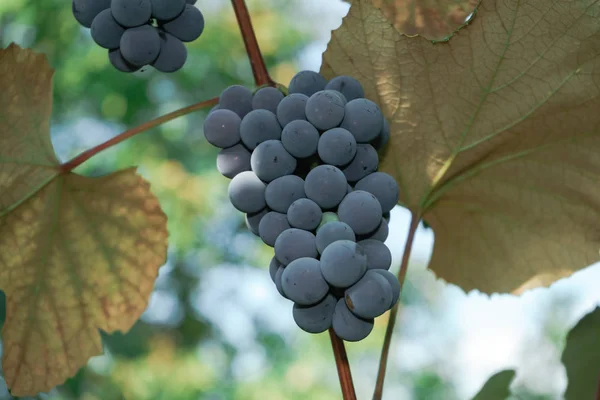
230, 0, 275, 87
61, 97, 219, 172
372, 213, 421, 400
329, 328, 357, 400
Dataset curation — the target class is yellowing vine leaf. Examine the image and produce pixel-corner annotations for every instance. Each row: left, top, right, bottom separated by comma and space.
322, 0, 600, 294
0, 44, 168, 396
471, 369, 515, 400
561, 306, 600, 399
371, 0, 478, 40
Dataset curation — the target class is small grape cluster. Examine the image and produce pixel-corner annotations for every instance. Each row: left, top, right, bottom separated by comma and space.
72, 0, 204, 73
203, 71, 400, 342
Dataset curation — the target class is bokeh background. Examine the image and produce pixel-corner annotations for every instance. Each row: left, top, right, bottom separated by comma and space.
0, 0, 599, 399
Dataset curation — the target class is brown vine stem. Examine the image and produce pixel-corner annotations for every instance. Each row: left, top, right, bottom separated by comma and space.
229, 0, 354, 396
230, 0, 275, 87
372, 213, 420, 400
60, 97, 219, 172
596, 373, 600, 400
329, 328, 357, 400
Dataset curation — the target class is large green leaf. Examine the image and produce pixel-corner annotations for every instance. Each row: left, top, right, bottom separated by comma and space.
561, 306, 600, 400
471, 369, 515, 400
321, 0, 600, 294
0, 44, 168, 396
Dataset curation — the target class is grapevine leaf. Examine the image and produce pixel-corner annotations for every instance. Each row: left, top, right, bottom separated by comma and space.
321, 0, 600, 294
471, 369, 515, 400
0, 44, 168, 396
371, 0, 479, 40
561, 306, 600, 400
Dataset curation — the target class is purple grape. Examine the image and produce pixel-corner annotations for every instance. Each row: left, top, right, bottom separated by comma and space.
240, 109, 282, 150
372, 269, 401, 308
276, 93, 309, 127
111, 0, 152, 28
265, 175, 305, 213
325, 75, 365, 101
317, 127, 356, 166
288, 70, 327, 97
281, 257, 329, 305
274, 228, 318, 266
245, 208, 269, 236
120, 25, 161, 67
72, 0, 111, 28
293, 294, 336, 333
287, 198, 322, 231
152, 31, 187, 73
345, 270, 393, 319
228, 171, 266, 213
337, 190, 382, 235
315, 221, 356, 254
258, 211, 290, 247
220, 85, 253, 118
340, 98, 384, 143
91, 9, 125, 49
320, 240, 367, 288
354, 172, 399, 213
160, 4, 204, 42
331, 298, 373, 342
217, 144, 251, 179
304, 165, 347, 210
250, 140, 297, 182
305, 90, 346, 130
281, 119, 320, 159
358, 239, 392, 270
203, 109, 241, 148
342, 144, 379, 183
252, 87, 285, 114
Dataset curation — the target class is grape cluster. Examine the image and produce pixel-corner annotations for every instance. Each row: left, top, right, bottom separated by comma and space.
72, 0, 203, 73
204, 71, 400, 342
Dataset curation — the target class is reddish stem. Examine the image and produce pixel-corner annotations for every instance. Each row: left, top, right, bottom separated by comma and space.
596, 373, 600, 400
372, 213, 420, 400
228, 1, 353, 397
230, 0, 275, 87
329, 328, 357, 400
61, 97, 219, 172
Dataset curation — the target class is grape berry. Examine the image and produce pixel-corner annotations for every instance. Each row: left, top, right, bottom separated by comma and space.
72, 0, 204, 73
204, 71, 401, 342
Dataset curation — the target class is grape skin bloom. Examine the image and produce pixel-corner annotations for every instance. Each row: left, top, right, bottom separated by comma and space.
320, 240, 367, 288
287, 198, 322, 231
240, 110, 282, 150
337, 190, 383, 235
281, 120, 320, 159
304, 165, 347, 210
305, 90, 346, 131
318, 127, 357, 166
265, 175, 306, 213
332, 298, 374, 342
252, 87, 285, 114
228, 171, 266, 213
203, 109, 241, 149
288, 70, 327, 97
293, 294, 336, 333
281, 257, 329, 306
345, 270, 393, 319
274, 228, 318, 266
250, 140, 297, 183
259, 211, 291, 247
